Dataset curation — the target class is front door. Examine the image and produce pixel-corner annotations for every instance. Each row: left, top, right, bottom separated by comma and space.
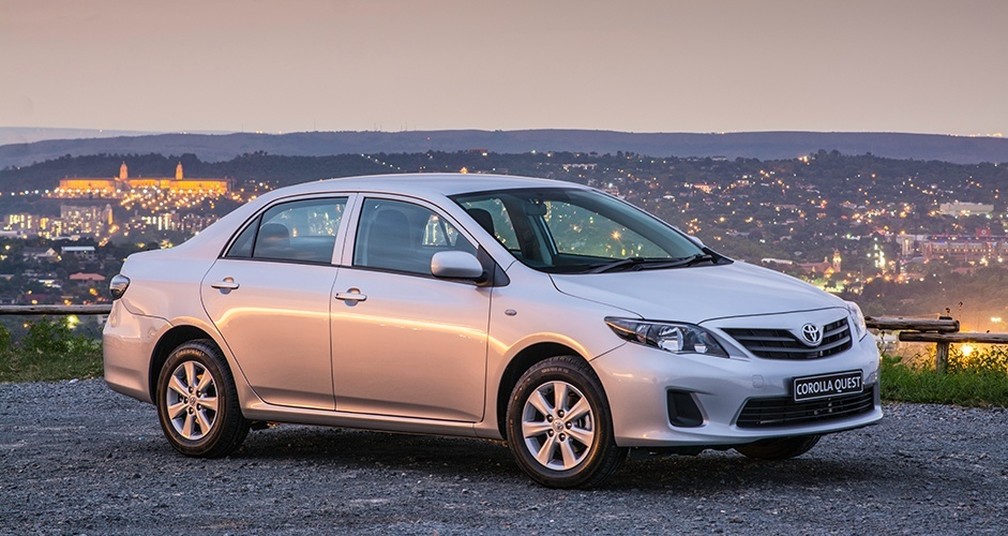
331, 197, 490, 422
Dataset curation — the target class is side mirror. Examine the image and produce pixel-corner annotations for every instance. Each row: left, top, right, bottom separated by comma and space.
431, 251, 485, 281
687, 234, 705, 248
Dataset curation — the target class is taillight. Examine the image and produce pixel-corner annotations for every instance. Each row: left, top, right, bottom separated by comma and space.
109, 274, 130, 300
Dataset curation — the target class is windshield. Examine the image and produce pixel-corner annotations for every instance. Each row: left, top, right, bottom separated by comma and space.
452, 187, 716, 274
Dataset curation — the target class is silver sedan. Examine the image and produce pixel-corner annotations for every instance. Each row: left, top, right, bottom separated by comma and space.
104, 174, 882, 488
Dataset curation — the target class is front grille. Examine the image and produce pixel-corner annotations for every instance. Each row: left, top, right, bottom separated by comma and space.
735, 385, 876, 429
723, 318, 852, 360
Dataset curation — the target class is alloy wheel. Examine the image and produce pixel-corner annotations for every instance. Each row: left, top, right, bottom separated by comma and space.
164, 360, 219, 441
521, 380, 596, 471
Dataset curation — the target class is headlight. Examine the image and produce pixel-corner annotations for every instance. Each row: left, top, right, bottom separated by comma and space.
845, 301, 867, 340
605, 317, 729, 358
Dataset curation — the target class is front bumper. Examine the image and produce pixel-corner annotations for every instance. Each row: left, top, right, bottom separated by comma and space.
592, 329, 882, 447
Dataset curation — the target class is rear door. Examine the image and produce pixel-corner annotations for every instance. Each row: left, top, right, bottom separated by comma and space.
201, 196, 350, 410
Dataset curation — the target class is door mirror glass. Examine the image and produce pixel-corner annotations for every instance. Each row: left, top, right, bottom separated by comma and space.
430, 251, 484, 280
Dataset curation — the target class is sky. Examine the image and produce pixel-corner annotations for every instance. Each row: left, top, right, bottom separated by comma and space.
1, 0, 1006, 135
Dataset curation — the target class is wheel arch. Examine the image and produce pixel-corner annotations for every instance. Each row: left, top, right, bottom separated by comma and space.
148, 324, 221, 401
495, 341, 587, 438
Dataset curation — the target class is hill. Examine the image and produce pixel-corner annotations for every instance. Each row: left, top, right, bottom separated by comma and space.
0, 127, 158, 147
2, 130, 1007, 168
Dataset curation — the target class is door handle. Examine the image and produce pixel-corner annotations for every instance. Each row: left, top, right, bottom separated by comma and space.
335, 289, 367, 302
210, 279, 240, 290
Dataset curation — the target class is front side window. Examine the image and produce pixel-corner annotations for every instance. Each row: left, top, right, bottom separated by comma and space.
354, 198, 475, 275
460, 197, 521, 251
225, 197, 347, 264
453, 188, 711, 274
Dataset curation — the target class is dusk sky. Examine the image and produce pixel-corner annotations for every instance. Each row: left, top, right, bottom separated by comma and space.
2, 0, 1006, 136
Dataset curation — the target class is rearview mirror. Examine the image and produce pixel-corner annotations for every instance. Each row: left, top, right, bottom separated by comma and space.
523, 199, 548, 217
431, 251, 485, 281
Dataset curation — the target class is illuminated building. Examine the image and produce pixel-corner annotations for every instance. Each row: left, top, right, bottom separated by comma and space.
899, 232, 1008, 264
69, 272, 106, 283
61, 246, 97, 260
938, 201, 994, 217
5, 213, 37, 234
57, 162, 228, 196
919, 236, 1008, 264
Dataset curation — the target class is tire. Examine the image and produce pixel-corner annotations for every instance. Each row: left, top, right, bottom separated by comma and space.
734, 435, 821, 460
156, 339, 249, 458
506, 355, 627, 488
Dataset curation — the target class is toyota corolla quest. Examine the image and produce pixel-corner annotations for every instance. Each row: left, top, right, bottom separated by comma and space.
103, 174, 882, 488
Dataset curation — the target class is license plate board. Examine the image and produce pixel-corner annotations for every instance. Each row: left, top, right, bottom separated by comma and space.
792, 370, 862, 402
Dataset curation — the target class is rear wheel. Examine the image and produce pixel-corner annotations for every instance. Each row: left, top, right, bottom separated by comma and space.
156, 339, 249, 457
506, 355, 627, 488
734, 435, 821, 460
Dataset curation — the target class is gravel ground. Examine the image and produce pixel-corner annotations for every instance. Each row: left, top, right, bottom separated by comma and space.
1, 379, 1006, 535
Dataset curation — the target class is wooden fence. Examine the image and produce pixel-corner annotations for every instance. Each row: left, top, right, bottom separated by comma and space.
866, 315, 1007, 373
0, 304, 112, 316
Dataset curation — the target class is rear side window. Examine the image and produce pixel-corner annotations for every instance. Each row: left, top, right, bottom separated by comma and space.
225, 198, 348, 264
225, 217, 259, 258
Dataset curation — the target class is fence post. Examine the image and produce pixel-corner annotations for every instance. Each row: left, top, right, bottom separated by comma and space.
935, 341, 950, 374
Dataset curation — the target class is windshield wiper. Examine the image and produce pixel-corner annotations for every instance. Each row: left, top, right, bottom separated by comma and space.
586, 257, 649, 273
661, 253, 717, 268
586, 253, 717, 274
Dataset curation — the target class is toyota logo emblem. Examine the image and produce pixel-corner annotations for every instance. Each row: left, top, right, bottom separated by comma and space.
800, 323, 823, 346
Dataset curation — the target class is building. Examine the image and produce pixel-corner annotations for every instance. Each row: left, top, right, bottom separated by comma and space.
918, 236, 1008, 264
761, 250, 842, 277
59, 204, 113, 236
57, 162, 229, 196
61, 245, 97, 260
797, 249, 842, 276
5, 213, 38, 234
896, 234, 928, 257
897, 232, 1008, 264
69, 272, 106, 283
938, 201, 994, 217
62, 204, 113, 224
23, 247, 59, 262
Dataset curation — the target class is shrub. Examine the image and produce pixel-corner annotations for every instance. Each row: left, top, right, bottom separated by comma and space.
21, 318, 75, 355
947, 345, 1008, 374
881, 353, 1008, 407
0, 318, 102, 383
0, 323, 11, 351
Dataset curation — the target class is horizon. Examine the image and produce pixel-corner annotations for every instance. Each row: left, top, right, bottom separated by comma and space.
4, 125, 1007, 138
5, 128, 1008, 168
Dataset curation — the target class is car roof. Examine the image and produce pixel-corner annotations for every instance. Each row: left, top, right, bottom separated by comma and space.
163, 173, 593, 258
263, 173, 591, 200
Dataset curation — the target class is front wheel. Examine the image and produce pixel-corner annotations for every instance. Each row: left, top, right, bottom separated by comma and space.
156, 339, 249, 457
734, 435, 821, 460
506, 356, 627, 488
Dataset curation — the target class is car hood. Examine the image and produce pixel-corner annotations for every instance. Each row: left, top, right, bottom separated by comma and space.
549, 261, 845, 323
